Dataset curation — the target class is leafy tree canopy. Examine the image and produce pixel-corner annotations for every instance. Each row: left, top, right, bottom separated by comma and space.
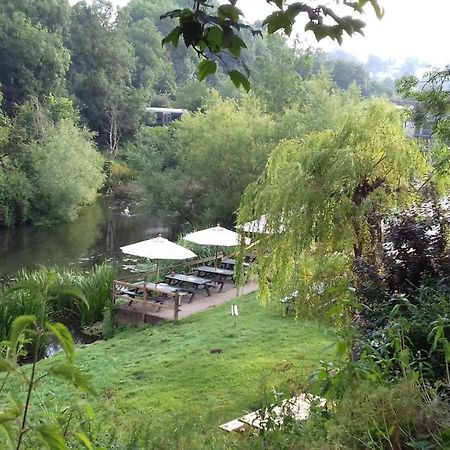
0, 4, 70, 110
398, 68, 450, 144
27, 119, 105, 223
276, 72, 362, 139
127, 96, 276, 227
239, 100, 430, 303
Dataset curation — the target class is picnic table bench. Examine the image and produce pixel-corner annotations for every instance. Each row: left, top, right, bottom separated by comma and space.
195, 266, 234, 292
164, 273, 212, 300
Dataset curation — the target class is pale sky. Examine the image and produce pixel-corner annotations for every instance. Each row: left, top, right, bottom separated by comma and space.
109, 0, 449, 67
236, 0, 449, 67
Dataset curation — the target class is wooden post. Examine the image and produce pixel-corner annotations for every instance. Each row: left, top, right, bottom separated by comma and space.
174, 292, 179, 322
142, 275, 147, 323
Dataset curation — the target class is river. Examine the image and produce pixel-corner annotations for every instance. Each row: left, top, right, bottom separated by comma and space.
0, 197, 175, 280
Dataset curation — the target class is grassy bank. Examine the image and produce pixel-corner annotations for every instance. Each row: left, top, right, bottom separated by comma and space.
32, 292, 335, 447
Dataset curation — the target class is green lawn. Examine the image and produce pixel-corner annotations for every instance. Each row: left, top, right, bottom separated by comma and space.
33, 292, 335, 447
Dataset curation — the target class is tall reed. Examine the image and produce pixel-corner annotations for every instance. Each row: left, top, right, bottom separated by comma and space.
51, 263, 117, 326
0, 283, 43, 342
0, 264, 117, 343
75, 263, 117, 326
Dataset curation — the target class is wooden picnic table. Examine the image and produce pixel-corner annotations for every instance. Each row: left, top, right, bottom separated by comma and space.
164, 273, 212, 300
195, 266, 234, 292
220, 258, 250, 270
134, 281, 193, 301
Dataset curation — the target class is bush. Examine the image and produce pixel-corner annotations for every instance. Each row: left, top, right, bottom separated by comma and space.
354, 201, 450, 383
382, 204, 450, 296
109, 160, 135, 186
324, 381, 450, 449
0, 168, 33, 226
27, 119, 105, 223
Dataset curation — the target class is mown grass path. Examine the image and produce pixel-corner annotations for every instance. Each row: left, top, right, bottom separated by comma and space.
35, 292, 335, 445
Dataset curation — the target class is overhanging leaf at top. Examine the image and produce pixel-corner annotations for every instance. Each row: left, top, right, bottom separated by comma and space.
229, 70, 250, 92
160, 0, 383, 87
218, 4, 243, 22
198, 59, 217, 81
162, 26, 181, 48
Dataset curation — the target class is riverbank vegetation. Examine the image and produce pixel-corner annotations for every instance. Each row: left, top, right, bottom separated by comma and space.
0, 263, 116, 354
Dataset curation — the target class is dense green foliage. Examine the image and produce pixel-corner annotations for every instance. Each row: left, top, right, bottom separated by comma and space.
126, 76, 368, 227
0, 0, 70, 111
128, 97, 276, 226
0, 264, 116, 349
0, 98, 104, 225
0, 0, 395, 228
240, 100, 429, 304
27, 120, 104, 223
161, 0, 382, 89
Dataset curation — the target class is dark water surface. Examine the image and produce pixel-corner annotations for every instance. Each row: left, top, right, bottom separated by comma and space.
0, 198, 173, 279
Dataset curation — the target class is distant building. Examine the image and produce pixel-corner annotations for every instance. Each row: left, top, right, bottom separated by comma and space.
390, 99, 433, 140
404, 120, 433, 139
146, 107, 188, 126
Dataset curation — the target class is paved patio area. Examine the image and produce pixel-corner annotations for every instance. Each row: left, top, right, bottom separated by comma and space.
115, 280, 258, 325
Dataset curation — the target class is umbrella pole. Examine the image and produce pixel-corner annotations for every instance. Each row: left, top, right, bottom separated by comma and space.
142, 275, 147, 323
155, 260, 160, 301
214, 246, 218, 269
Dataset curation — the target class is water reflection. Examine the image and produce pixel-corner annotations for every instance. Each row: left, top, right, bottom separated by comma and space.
0, 198, 172, 279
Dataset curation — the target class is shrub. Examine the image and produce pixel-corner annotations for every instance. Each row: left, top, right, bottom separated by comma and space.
382, 204, 450, 296
325, 381, 449, 449
27, 119, 105, 223
0, 168, 33, 226
109, 160, 135, 186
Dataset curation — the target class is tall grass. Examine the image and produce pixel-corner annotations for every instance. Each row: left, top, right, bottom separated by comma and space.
0, 264, 117, 343
0, 269, 57, 357
75, 263, 117, 326
50, 263, 117, 326
0, 280, 43, 342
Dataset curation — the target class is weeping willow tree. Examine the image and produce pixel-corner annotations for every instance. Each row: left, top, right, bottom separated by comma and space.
239, 100, 431, 319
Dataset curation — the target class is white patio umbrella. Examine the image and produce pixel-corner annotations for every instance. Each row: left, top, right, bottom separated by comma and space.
183, 224, 250, 268
120, 234, 197, 282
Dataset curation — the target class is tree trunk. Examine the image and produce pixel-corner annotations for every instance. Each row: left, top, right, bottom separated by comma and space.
107, 104, 119, 159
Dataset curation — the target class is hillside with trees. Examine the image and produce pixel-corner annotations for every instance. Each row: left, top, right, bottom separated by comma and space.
3, 1, 450, 448
0, 0, 392, 228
